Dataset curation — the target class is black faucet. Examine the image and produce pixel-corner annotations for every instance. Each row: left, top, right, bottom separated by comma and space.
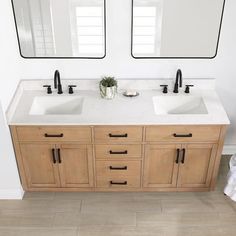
173, 69, 182, 93
54, 70, 63, 94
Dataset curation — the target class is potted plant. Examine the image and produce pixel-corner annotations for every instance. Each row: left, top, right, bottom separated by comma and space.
99, 76, 118, 99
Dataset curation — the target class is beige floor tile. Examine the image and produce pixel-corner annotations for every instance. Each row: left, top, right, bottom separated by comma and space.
161, 198, 235, 213
163, 226, 221, 236
54, 192, 135, 200
0, 212, 54, 227
0, 227, 77, 236
45, 199, 82, 213
53, 212, 136, 227
0, 199, 48, 211
81, 199, 161, 213
78, 226, 164, 236
218, 212, 236, 226
23, 192, 55, 200
78, 212, 136, 226
0, 199, 81, 214
219, 226, 236, 236
53, 212, 80, 227
136, 212, 220, 227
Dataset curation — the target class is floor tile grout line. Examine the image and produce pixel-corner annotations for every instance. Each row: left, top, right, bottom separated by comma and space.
80, 199, 83, 212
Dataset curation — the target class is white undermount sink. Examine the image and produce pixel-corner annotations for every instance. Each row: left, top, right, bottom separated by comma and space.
29, 96, 84, 115
153, 95, 208, 115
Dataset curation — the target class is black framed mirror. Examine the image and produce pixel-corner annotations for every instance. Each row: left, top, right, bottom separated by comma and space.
131, 0, 225, 59
12, 0, 106, 59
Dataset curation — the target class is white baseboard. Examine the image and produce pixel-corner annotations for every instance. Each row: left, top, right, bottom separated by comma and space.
223, 145, 236, 155
0, 187, 24, 199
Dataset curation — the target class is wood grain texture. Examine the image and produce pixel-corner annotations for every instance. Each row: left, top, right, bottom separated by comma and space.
15, 126, 92, 142
210, 125, 228, 190
19, 143, 61, 188
10, 126, 29, 190
58, 144, 94, 188
96, 175, 141, 188
143, 144, 180, 188
95, 144, 142, 159
177, 144, 217, 188
96, 160, 141, 177
94, 126, 143, 143
10, 124, 227, 192
146, 125, 221, 143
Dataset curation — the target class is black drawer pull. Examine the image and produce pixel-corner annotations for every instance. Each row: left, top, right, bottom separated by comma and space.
109, 150, 128, 155
109, 166, 128, 170
176, 149, 180, 164
45, 133, 64, 138
57, 149, 62, 163
109, 133, 128, 138
181, 148, 186, 164
173, 133, 192, 138
110, 181, 127, 185
52, 148, 57, 164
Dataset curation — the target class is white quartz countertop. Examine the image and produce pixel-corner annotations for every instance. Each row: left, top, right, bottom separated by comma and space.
7, 79, 230, 125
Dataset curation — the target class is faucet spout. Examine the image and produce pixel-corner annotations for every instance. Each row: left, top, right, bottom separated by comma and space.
173, 69, 182, 93
54, 70, 63, 94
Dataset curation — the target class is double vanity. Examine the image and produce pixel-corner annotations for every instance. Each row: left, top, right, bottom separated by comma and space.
7, 78, 230, 192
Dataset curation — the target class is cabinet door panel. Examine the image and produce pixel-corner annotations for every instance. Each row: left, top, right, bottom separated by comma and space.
143, 144, 180, 187
177, 144, 217, 188
58, 144, 94, 188
20, 143, 60, 188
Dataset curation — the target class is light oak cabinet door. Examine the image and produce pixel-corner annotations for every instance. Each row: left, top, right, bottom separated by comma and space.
58, 144, 94, 188
20, 143, 60, 188
143, 144, 180, 187
177, 144, 217, 188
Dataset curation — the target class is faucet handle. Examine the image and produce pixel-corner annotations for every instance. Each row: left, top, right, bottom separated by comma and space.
160, 85, 168, 94
185, 85, 194, 94
68, 85, 77, 94
43, 85, 52, 94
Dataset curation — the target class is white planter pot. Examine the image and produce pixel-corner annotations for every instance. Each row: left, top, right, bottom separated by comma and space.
100, 85, 117, 99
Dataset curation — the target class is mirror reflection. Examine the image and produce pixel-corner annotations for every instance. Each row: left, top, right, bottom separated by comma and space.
12, 0, 106, 58
132, 0, 225, 58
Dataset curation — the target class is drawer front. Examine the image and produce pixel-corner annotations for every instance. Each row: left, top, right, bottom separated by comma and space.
96, 176, 141, 188
146, 126, 221, 143
94, 126, 143, 143
96, 160, 141, 177
95, 145, 142, 159
16, 126, 91, 142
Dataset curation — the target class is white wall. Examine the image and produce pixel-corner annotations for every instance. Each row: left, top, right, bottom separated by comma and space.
0, 0, 236, 198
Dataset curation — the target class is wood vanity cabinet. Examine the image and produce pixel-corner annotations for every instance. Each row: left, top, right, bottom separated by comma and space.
94, 126, 143, 190
10, 125, 227, 192
143, 143, 217, 189
11, 126, 94, 190
19, 143, 61, 188
143, 125, 227, 191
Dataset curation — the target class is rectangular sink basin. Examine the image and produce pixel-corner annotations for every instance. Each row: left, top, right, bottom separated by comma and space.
153, 95, 208, 115
29, 96, 84, 115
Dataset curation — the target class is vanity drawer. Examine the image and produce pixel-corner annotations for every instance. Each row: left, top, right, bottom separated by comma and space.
146, 125, 221, 143
94, 126, 143, 143
95, 145, 142, 159
96, 176, 141, 188
96, 160, 141, 177
16, 126, 91, 142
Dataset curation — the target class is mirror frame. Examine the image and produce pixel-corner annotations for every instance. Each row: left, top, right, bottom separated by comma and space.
11, 0, 106, 59
131, 0, 226, 59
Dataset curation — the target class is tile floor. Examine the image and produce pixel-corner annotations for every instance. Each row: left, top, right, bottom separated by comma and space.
0, 155, 235, 236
